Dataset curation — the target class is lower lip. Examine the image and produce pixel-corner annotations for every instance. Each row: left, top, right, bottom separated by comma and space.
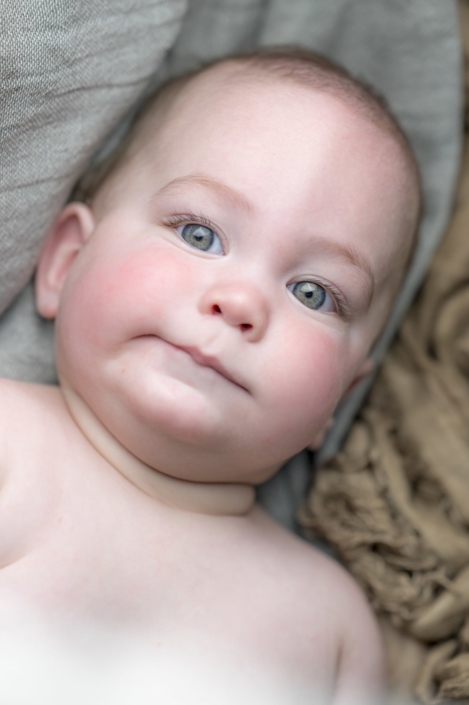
168, 343, 232, 383
139, 336, 237, 388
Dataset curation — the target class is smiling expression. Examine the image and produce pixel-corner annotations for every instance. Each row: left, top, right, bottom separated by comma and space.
44, 66, 416, 484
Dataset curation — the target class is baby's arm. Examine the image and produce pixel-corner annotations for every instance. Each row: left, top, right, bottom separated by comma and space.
331, 572, 386, 705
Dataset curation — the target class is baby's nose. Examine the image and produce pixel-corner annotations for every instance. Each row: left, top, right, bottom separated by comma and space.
199, 282, 269, 342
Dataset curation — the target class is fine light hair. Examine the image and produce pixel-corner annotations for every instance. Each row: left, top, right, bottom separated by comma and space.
72, 46, 421, 265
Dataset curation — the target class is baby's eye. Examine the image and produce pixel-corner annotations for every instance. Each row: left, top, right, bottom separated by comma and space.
177, 223, 223, 254
288, 281, 336, 313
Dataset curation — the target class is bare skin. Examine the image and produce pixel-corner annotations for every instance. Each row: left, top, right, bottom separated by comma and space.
0, 380, 384, 703
0, 65, 418, 702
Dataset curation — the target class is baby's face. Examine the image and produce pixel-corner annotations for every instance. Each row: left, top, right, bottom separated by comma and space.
44, 68, 414, 484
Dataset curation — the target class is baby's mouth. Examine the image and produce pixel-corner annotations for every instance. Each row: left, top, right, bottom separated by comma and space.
172, 343, 249, 392
134, 335, 249, 393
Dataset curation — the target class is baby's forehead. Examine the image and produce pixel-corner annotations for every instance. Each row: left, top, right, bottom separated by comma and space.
150, 65, 415, 200
181, 64, 417, 241
102, 59, 419, 290
149, 62, 416, 194
151, 59, 394, 143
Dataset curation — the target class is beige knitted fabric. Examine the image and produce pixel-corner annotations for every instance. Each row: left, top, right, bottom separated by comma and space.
300, 4, 469, 702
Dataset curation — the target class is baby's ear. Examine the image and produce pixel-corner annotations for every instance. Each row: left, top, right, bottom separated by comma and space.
343, 357, 374, 399
307, 417, 335, 451
35, 202, 95, 319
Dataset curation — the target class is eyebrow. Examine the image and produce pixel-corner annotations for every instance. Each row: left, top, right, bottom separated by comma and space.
152, 173, 254, 215
153, 172, 375, 303
312, 237, 375, 305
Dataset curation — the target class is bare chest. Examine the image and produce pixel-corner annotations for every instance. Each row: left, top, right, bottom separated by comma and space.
0, 420, 337, 696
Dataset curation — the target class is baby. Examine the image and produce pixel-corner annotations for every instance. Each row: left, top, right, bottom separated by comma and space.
0, 49, 420, 703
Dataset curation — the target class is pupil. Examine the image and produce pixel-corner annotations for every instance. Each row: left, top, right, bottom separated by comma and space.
293, 281, 325, 310
182, 224, 214, 251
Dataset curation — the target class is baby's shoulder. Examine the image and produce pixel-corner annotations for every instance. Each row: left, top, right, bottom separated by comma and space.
247, 506, 380, 644
0, 378, 62, 427
249, 505, 356, 588
0, 379, 65, 462
240, 508, 385, 691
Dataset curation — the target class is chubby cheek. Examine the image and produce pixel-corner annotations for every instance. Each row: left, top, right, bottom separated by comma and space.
261, 323, 349, 448
55, 241, 195, 378
63, 243, 189, 338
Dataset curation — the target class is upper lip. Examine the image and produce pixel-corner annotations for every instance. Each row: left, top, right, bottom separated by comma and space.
176, 344, 248, 392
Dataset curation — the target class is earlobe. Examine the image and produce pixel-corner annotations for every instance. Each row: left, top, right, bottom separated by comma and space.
344, 357, 374, 398
307, 417, 335, 451
35, 202, 95, 319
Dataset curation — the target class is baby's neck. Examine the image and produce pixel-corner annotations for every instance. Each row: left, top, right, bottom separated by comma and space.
60, 384, 255, 517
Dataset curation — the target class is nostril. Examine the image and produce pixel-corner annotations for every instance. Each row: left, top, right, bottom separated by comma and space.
240, 323, 252, 331
212, 304, 222, 315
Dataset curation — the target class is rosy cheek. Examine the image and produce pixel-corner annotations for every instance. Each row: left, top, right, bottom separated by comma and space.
266, 324, 347, 422
61, 245, 197, 350
115, 245, 197, 293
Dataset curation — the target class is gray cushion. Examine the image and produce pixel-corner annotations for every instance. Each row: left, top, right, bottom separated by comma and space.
0, 0, 186, 321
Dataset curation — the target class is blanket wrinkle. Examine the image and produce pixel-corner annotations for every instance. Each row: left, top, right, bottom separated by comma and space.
299, 3, 469, 700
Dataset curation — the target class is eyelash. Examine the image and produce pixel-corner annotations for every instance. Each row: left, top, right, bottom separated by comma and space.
163, 213, 351, 321
164, 213, 221, 237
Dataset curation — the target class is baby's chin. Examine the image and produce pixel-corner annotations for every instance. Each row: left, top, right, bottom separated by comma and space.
57, 356, 329, 490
